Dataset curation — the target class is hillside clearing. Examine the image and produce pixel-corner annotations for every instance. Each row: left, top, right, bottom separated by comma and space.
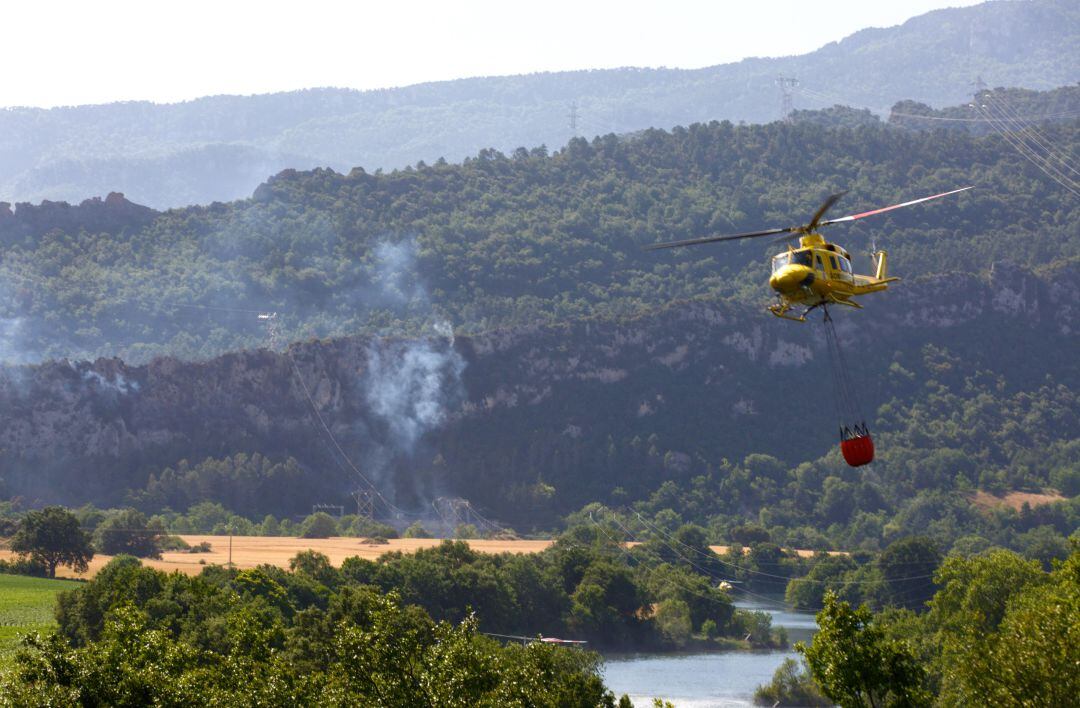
971, 490, 1065, 512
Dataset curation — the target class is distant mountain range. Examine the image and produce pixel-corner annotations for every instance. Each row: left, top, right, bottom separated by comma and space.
1, 0, 1076, 208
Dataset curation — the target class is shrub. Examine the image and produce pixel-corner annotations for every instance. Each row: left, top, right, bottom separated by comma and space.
655, 599, 692, 646
344, 517, 399, 539
753, 658, 830, 706
158, 535, 190, 551
403, 522, 432, 538
0, 556, 49, 577
454, 523, 479, 540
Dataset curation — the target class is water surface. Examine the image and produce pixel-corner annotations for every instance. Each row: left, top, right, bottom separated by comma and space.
602, 599, 816, 707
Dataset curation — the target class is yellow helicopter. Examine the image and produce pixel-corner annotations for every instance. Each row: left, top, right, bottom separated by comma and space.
647, 186, 973, 321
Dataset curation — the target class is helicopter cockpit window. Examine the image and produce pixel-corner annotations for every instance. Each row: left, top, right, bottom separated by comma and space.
791, 251, 813, 268
838, 257, 852, 273
771, 253, 791, 272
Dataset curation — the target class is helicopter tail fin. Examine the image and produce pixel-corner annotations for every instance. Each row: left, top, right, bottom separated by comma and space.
874, 250, 889, 281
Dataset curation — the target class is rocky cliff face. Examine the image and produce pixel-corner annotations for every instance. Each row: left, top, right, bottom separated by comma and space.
2, 262, 1077, 510
0, 192, 158, 246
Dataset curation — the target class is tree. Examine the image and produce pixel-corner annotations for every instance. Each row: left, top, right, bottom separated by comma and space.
288, 550, 338, 587
877, 536, 941, 610
94, 509, 165, 558
654, 599, 692, 646
753, 658, 831, 706
1014, 525, 1070, 570
730, 524, 771, 545
786, 554, 859, 611
300, 512, 338, 539
935, 545, 1079, 705
798, 592, 930, 707
10, 506, 94, 578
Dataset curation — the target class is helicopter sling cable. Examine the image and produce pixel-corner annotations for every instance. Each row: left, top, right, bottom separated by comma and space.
821, 306, 874, 466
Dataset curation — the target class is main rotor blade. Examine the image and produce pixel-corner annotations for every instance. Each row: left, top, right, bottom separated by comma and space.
645, 226, 796, 250
821, 186, 973, 226
769, 232, 802, 246
806, 191, 847, 231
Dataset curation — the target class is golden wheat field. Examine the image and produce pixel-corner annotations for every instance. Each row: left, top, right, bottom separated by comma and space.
0, 535, 840, 580
0, 537, 554, 579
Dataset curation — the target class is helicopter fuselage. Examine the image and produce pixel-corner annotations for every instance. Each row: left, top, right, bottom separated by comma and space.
767, 234, 898, 321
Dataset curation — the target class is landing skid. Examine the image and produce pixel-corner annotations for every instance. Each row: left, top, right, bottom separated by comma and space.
769, 302, 816, 322
769, 295, 861, 322
769, 306, 809, 322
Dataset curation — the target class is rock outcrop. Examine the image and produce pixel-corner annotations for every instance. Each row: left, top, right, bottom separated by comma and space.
1, 262, 1077, 509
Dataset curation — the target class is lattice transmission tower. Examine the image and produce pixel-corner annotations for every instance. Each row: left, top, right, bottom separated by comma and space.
776, 76, 799, 122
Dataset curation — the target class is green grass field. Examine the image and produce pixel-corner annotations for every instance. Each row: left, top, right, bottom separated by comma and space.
0, 574, 80, 670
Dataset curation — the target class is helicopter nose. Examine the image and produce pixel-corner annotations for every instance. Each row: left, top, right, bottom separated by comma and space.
769, 265, 814, 294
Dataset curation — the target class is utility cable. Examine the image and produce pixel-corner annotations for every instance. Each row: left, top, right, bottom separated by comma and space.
979, 91, 1079, 178
975, 103, 1080, 198
973, 96, 1080, 192
588, 513, 752, 611
629, 510, 940, 584
284, 347, 406, 517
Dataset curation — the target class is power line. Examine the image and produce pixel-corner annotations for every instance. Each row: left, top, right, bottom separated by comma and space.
794, 84, 1080, 125
979, 91, 1079, 177
283, 347, 406, 518
974, 102, 1080, 198
588, 514, 751, 610
629, 511, 941, 585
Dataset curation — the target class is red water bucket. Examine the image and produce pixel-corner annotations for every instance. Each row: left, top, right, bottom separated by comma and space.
840, 434, 875, 467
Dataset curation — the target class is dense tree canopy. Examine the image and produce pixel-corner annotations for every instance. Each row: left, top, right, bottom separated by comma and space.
6, 556, 618, 706
9, 507, 93, 578
0, 102, 1076, 364
93, 508, 165, 558
798, 592, 930, 707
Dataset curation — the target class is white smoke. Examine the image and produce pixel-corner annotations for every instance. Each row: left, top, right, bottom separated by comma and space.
0, 315, 26, 364
370, 239, 428, 308
364, 331, 465, 451
81, 368, 139, 394
359, 238, 464, 483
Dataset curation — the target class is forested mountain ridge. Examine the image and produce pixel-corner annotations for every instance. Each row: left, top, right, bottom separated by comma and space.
1, 0, 1076, 208
1, 104, 1077, 365
2, 258, 1076, 539
0, 85, 1076, 545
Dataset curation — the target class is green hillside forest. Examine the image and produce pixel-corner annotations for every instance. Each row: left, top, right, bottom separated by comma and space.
1, 4, 1077, 705
0, 85, 1076, 562
0, 97, 1076, 708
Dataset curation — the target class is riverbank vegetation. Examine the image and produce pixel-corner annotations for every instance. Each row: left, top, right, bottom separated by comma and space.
3, 501, 1075, 704
758, 542, 1079, 706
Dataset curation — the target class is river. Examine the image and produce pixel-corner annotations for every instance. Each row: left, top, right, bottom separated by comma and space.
602, 600, 818, 707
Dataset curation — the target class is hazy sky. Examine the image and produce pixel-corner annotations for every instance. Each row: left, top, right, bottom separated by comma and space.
4, 0, 983, 108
